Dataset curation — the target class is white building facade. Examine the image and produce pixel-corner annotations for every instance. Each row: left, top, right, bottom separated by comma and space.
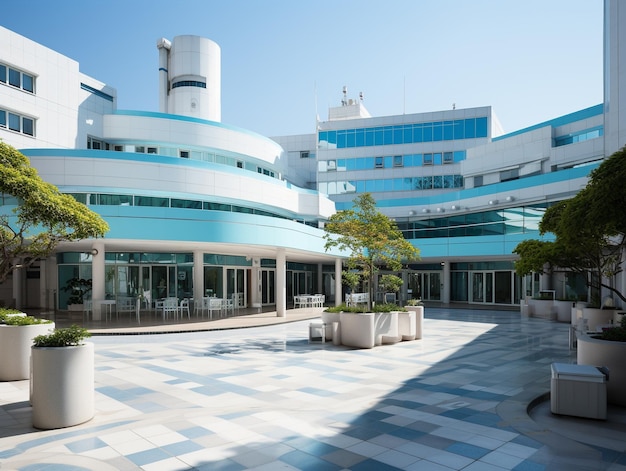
1, 0, 624, 312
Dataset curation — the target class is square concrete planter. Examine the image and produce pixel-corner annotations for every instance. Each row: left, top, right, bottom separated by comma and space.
339, 312, 375, 349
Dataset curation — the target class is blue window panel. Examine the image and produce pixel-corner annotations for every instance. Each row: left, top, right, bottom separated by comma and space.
393, 178, 403, 190
374, 179, 384, 192
434, 153, 442, 165
0, 65, 5, 82
22, 117, 34, 136
476, 117, 488, 137
318, 182, 327, 194
403, 177, 413, 191
365, 180, 376, 192
454, 150, 466, 162
383, 127, 393, 145
337, 131, 347, 148
318, 131, 326, 143
433, 123, 443, 141
433, 176, 443, 188
346, 158, 356, 171
346, 131, 355, 148
8, 68, 20, 87
356, 181, 366, 192
365, 129, 374, 146
22, 74, 34, 93
374, 127, 384, 145
404, 154, 413, 166
8, 112, 20, 131
355, 129, 365, 147
454, 120, 465, 139
413, 125, 423, 143
0, 110, 6, 127
403, 125, 413, 144
454, 175, 464, 187
347, 181, 357, 193
355, 158, 366, 170
337, 159, 346, 171
364, 157, 375, 168
393, 127, 403, 144
443, 175, 454, 188
443, 121, 453, 140
383, 179, 393, 191
465, 119, 476, 138
422, 176, 433, 189
384, 156, 393, 168
423, 124, 433, 142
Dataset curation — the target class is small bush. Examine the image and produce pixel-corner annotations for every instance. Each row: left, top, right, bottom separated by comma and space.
0, 308, 23, 322
32, 325, 91, 347
324, 303, 406, 313
4, 316, 53, 326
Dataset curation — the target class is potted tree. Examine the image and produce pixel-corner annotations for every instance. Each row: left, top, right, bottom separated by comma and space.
323, 193, 420, 348
514, 147, 626, 405
62, 277, 92, 311
31, 325, 94, 429
0, 309, 54, 381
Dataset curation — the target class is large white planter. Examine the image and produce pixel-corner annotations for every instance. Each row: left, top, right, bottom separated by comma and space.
321, 311, 341, 341
582, 308, 615, 332
0, 322, 54, 381
554, 301, 574, 322
375, 311, 400, 345
404, 306, 424, 340
527, 299, 555, 320
339, 312, 375, 349
577, 331, 626, 406
31, 342, 94, 429
397, 311, 416, 341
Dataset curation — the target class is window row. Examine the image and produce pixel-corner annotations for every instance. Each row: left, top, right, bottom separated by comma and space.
319, 175, 464, 195
86, 138, 279, 179
318, 117, 488, 149
318, 151, 466, 172
554, 126, 603, 147
172, 80, 206, 89
397, 206, 547, 239
0, 108, 35, 136
0, 63, 34, 93
65, 192, 315, 225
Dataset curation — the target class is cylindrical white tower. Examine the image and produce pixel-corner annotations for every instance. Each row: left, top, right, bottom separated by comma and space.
156, 37, 171, 114
166, 35, 221, 122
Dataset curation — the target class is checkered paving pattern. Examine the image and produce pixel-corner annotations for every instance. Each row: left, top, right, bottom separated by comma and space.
1, 308, 625, 470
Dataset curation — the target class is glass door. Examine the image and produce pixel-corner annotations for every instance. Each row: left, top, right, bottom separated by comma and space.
261, 269, 275, 305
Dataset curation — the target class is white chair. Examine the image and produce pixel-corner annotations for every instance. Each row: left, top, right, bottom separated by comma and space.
141, 290, 152, 312
158, 297, 179, 320
222, 297, 234, 317
232, 293, 244, 312
208, 297, 222, 320
294, 295, 304, 308
179, 298, 190, 319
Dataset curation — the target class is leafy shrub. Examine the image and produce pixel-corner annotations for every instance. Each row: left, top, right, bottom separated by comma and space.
324, 303, 406, 313
33, 325, 91, 347
4, 316, 53, 326
0, 308, 23, 322
600, 315, 626, 342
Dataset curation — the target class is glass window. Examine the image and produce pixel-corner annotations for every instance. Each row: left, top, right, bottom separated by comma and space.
423, 124, 433, 142
374, 127, 384, 145
180, 150, 189, 158
171, 199, 202, 209
355, 129, 365, 147
346, 130, 355, 148
423, 153, 433, 165
476, 117, 488, 137
403, 125, 413, 144
393, 127, 403, 144
135, 196, 168, 207
8, 112, 20, 131
0, 110, 6, 128
434, 153, 442, 165
383, 127, 393, 145
433, 176, 443, 188
8, 68, 20, 88
384, 155, 393, 168
375, 156, 384, 168
22, 117, 34, 136
443, 121, 453, 140
453, 120, 464, 139
22, 73, 34, 93
365, 129, 374, 146
0, 65, 5, 83
474, 175, 483, 187
413, 124, 423, 143
433, 122, 443, 141
465, 119, 476, 138
443, 152, 453, 163
337, 131, 347, 148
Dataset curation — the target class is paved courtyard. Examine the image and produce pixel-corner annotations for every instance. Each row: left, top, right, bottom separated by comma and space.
1, 307, 625, 470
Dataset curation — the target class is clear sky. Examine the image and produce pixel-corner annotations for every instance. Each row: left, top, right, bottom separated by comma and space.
2, 0, 603, 137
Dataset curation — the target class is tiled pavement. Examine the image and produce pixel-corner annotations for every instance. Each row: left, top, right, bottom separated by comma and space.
1, 307, 625, 470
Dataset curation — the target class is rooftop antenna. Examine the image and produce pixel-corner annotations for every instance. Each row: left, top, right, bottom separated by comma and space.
359, 91, 364, 102
342, 85, 347, 106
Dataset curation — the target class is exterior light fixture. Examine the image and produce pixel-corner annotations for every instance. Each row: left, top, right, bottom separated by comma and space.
90, 248, 98, 256
489, 200, 498, 205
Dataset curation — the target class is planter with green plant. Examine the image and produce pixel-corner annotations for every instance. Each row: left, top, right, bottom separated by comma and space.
403, 298, 424, 340
31, 325, 94, 429
0, 309, 54, 381
61, 277, 92, 310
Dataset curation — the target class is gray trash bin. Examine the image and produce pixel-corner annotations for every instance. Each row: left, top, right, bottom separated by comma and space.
550, 363, 608, 419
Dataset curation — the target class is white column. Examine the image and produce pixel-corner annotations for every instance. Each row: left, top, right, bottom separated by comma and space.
193, 251, 204, 302
91, 242, 105, 320
276, 250, 286, 317
11, 262, 23, 310
335, 258, 342, 306
441, 261, 451, 304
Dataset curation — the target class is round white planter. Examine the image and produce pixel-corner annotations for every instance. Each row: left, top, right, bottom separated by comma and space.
375, 311, 400, 345
577, 331, 626, 406
339, 312, 375, 349
321, 311, 341, 341
404, 306, 424, 340
31, 342, 94, 429
582, 308, 615, 331
554, 301, 574, 322
0, 322, 55, 381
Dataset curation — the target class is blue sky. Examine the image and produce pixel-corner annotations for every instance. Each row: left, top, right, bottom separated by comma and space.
2, 0, 603, 137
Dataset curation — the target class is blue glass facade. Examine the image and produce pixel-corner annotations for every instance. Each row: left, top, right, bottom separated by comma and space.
318, 117, 488, 148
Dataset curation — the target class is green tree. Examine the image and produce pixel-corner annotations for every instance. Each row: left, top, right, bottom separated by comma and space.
513, 147, 626, 305
0, 142, 109, 284
324, 193, 420, 310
